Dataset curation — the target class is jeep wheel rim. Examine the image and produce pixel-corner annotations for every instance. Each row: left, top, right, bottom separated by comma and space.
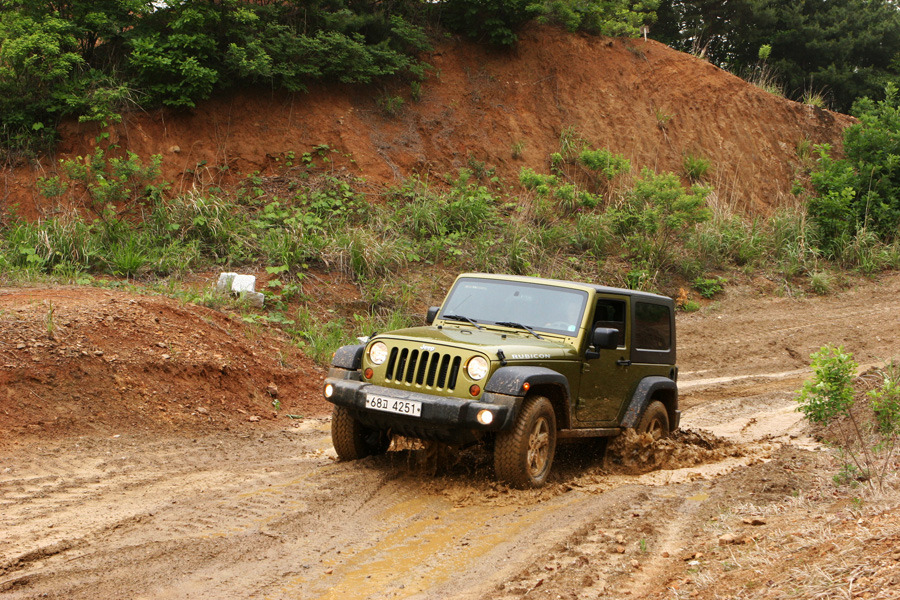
646, 417, 664, 440
527, 417, 551, 475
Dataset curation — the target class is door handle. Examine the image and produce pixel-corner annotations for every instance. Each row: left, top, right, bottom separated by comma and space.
616, 359, 632, 367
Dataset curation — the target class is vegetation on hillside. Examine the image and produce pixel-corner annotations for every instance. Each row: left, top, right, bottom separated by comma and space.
0, 0, 657, 160
4, 0, 898, 158
4, 100, 900, 361
804, 85, 900, 258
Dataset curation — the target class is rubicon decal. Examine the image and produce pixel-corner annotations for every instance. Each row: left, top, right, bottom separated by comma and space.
510, 353, 552, 360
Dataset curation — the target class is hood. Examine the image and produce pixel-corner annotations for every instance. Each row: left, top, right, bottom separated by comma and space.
373, 325, 580, 362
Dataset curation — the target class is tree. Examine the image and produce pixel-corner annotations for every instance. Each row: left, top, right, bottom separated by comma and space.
654, 0, 900, 112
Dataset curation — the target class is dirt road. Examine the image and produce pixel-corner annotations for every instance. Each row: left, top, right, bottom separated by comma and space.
2, 275, 900, 599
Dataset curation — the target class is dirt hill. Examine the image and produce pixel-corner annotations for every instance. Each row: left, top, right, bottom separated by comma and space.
3, 25, 853, 219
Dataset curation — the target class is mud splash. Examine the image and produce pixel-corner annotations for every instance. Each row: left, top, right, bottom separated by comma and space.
604, 429, 742, 476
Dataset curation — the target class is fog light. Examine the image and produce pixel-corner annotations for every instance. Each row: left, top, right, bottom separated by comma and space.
364, 368, 374, 379
324, 383, 334, 398
476, 409, 494, 425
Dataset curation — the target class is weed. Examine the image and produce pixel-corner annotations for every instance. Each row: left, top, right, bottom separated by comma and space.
579, 147, 630, 181
693, 276, 726, 298
653, 107, 672, 129
681, 299, 701, 312
376, 93, 404, 117
808, 271, 832, 295
45, 301, 55, 338
511, 140, 526, 159
796, 137, 813, 162
683, 153, 711, 182
802, 86, 827, 108
558, 125, 584, 160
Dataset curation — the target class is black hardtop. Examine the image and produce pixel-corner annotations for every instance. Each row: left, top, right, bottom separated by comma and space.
455, 273, 674, 306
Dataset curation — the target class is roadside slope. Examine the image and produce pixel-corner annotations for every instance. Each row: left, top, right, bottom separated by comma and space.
4, 26, 853, 219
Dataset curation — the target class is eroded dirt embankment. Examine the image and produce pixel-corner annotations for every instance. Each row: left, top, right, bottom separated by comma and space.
3, 26, 853, 220
2, 274, 900, 599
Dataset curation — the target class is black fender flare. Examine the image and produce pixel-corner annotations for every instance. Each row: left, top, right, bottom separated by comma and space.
620, 376, 678, 429
485, 366, 571, 398
484, 366, 571, 428
332, 344, 365, 369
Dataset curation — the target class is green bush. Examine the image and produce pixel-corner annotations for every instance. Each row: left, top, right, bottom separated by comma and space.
692, 276, 726, 298
607, 168, 711, 271
682, 153, 711, 181
798, 347, 900, 491
579, 147, 631, 181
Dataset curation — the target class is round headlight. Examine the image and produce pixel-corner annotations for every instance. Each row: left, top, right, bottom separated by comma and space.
368, 341, 388, 365
466, 356, 489, 381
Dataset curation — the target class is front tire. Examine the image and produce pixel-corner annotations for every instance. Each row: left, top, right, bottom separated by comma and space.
494, 395, 557, 488
331, 405, 391, 460
636, 400, 670, 440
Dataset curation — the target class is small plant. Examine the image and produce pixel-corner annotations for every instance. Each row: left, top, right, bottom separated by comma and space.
45, 301, 56, 338
867, 360, 900, 485
376, 93, 404, 117
579, 148, 630, 181
808, 271, 832, 295
802, 86, 827, 108
692, 276, 726, 298
796, 137, 813, 162
653, 107, 672, 129
681, 299, 701, 312
511, 140, 525, 159
683, 153, 711, 182
558, 125, 584, 160
796, 346, 900, 491
747, 43, 783, 96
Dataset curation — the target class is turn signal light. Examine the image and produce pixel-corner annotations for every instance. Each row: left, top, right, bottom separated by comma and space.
469, 384, 481, 396
364, 368, 374, 379
522, 382, 531, 393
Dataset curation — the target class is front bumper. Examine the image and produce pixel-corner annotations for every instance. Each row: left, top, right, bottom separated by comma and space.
324, 376, 522, 444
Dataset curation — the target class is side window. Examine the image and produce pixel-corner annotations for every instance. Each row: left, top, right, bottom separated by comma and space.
634, 302, 671, 351
593, 298, 627, 347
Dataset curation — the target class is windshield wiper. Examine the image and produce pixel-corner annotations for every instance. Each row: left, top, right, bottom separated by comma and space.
495, 321, 544, 340
442, 314, 484, 330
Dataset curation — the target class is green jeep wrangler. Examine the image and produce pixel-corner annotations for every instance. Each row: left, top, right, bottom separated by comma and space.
323, 273, 679, 488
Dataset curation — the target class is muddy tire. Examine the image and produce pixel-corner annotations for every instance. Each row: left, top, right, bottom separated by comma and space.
637, 400, 670, 440
331, 405, 391, 460
494, 395, 557, 488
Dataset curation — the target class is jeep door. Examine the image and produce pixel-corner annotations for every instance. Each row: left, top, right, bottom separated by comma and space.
574, 294, 636, 424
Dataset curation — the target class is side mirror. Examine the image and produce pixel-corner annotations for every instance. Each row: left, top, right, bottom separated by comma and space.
426, 306, 440, 325
591, 327, 619, 350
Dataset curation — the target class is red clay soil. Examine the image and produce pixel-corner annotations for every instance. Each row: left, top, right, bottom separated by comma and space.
2, 25, 853, 220
0, 286, 328, 445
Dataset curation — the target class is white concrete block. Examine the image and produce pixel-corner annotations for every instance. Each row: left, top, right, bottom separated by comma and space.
242, 291, 265, 308
231, 274, 257, 293
216, 272, 237, 293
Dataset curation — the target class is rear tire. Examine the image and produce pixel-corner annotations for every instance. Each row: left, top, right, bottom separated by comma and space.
636, 400, 670, 440
331, 405, 391, 460
494, 395, 557, 488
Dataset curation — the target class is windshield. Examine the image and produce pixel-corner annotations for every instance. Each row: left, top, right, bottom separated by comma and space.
439, 278, 589, 336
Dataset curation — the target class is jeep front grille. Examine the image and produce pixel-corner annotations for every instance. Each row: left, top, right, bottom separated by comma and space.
385, 348, 461, 391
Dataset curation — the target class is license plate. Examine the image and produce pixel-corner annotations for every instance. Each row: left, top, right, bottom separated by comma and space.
365, 395, 422, 417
